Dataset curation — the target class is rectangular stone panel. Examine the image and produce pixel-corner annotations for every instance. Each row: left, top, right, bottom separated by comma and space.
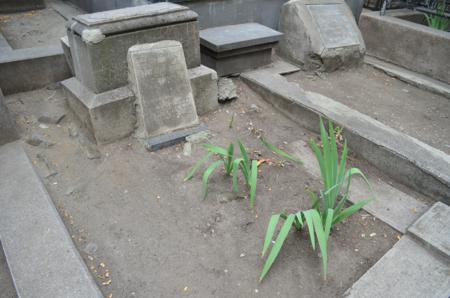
307, 4, 360, 48
128, 41, 199, 138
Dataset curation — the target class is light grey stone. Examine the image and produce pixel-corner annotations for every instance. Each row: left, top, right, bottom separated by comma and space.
344, 236, 450, 298
249, 104, 262, 113
128, 41, 199, 139
183, 142, 192, 156
200, 23, 281, 76
67, 3, 201, 93
0, 88, 18, 146
288, 139, 429, 233
278, 0, 365, 71
408, 202, 450, 258
185, 130, 212, 144
38, 111, 66, 125
188, 65, 218, 115
218, 78, 238, 103
62, 77, 136, 144
241, 69, 450, 203
26, 133, 54, 148
365, 56, 450, 99
61, 36, 74, 75
0, 142, 103, 298
359, 9, 450, 84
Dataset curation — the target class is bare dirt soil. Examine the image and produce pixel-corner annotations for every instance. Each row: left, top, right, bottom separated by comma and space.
5, 81, 398, 298
285, 64, 450, 155
0, 8, 67, 49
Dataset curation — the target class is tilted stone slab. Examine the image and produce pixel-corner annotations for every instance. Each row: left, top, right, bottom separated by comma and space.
200, 23, 282, 76
408, 202, 450, 258
278, 0, 365, 71
344, 236, 450, 298
67, 3, 200, 93
241, 69, 450, 203
128, 41, 199, 139
0, 142, 103, 298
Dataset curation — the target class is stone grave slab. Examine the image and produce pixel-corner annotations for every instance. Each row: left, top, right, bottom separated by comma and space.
67, 3, 201, 93
200, 23, 282, 76
0, 89, 19, 146
188, 65, 218, 115
279, 0, 365, 71
128, 41, 199, 140
408, 202, 450, 258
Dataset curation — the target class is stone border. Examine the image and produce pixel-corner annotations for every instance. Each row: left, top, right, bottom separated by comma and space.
241, 68, 450, 204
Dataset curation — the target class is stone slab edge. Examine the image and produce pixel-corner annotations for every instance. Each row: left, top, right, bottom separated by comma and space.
144, 123, 207, 151
365, 56, 450, 99
241, 69, 450, 203
0, 141, 103, 298
407, 202, 450, 258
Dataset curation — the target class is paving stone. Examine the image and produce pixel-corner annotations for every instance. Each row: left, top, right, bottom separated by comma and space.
128, 41, 199, 139
344, 235, 450, 298
288, 139, 429, 233
408, 202, 450, 258
0, 141, 102, 298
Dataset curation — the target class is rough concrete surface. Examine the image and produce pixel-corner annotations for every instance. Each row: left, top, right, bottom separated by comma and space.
285, 64, 450, 154
408, 202, 450, 258
4, 85, 399, 297
359, 9, 450, 84
0, 0, 44, 13
128, 41, 199, 139
0, 141, 103, 298
0, 8, 66, 49
0, 89, 18, 146
188, 65, 219, 115
344, 236, 450, 298
242, 67, 450, 203
0, 242, 17, 298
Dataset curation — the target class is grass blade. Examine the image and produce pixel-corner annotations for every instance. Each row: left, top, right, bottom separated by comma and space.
184, 152, 212, 181
260, 137, 303, 164
333, 200, 370, 225
259, 214, 295, 282
262, 213, 281, 257
238, 141, 250, 172
226, 143, 235, 175
203, 144, 228, 157
303, 210, 316, 250
249, 160, 258, 209
232, 158, 243, 193
202, 160, 224, 199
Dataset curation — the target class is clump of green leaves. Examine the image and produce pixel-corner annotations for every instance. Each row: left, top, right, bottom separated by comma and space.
185, 138, 301, 208
426, 0, 450, 31
259, 118, 372, 282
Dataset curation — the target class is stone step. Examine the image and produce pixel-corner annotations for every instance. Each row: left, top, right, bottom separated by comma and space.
288, 140, 429, 233
344, 235, 450, 298
241, 68, 450, 204
0, 141, 103, 298
365, 56, 450, 99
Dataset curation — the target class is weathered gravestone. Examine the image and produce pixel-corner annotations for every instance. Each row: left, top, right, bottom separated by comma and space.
128, 41, 201, 149
278, 0, 365, 71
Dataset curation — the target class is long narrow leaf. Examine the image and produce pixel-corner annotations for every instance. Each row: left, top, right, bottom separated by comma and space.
238, 141, 250, 172
202, 160, 223, 199
259, 214, 295, 282
203, 144, 228, 157
249, 160, 258, 209
262, 213, 282, 257
260, 137, 302, 164
225, 143, 235, 174
333, 200, 370, 225
184, 152, 212, 181
232, 158, 243, 193
303, 210, 316, 250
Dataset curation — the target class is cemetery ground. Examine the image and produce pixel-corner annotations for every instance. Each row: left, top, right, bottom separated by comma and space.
2, 79, 410, 297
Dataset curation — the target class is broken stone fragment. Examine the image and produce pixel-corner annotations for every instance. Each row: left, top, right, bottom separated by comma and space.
38, 112, 66, 125
26, 133, 54, 148
218, 78, 238, 103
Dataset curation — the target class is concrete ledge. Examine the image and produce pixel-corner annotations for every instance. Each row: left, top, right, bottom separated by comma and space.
241, 69, 450, 203
344, 235, 450, 297
408, 202, 450, 258
62, 77, 136, 144
359, 9, 450, 84
0, 46, 71, 95
0, 141, 103, 298
365, 56, 450, 99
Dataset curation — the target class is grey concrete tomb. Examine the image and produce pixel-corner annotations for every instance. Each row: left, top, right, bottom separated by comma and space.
67, 3, 201, 94
278, 0, 365, 71
200, 23, 283, 76
128, 41, 199, 139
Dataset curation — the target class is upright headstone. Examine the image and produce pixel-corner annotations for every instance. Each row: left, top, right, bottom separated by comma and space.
128, 41, 199, 140
0, 89, 19, 146
278, 0, 365, 71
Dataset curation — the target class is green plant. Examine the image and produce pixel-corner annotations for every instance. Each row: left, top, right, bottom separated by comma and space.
259, 118, 372, 282
426, 0, 450, 30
